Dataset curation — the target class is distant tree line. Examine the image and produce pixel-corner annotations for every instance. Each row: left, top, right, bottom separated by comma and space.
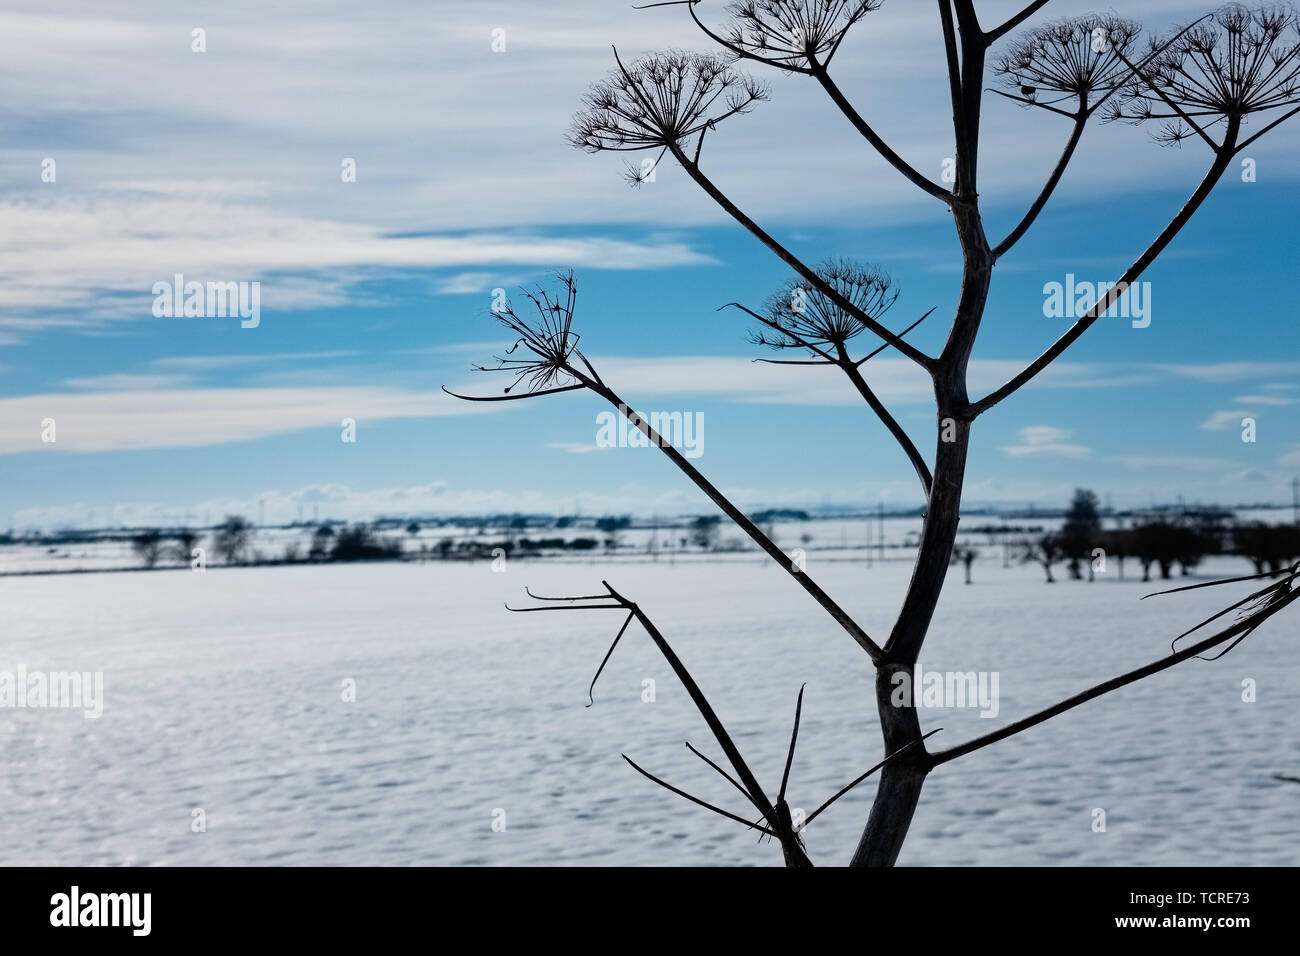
105, 496, 1300, 576
1020, 489, 1300, 583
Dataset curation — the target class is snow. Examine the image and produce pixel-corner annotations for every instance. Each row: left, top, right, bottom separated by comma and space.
0, 552, 1295, 865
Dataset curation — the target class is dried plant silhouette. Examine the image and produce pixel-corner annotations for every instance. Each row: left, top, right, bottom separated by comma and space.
447, 1, 1300, 866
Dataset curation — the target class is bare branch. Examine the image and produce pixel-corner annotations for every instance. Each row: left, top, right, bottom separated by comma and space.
1160, 562, 1298, 660
969, 126, 1240, 417
856, 307, 934, 364
441, 383, 583, 402
754, 356, 838, 365
1235, 101, 1300, 150
931, 567, 1300, 765
984, 1, 1050, 46
987, 14, 1152, 256
1140, 565, 1296, 598
589, 390, 886, 662
836, 342, 934, 497
778, 684, 806, 802
447, 274, 885, 663
991, 109, 1085, 258
524, 587, 612, 601
739, 268, 933, 497
586, 610, 636, 706
621, 755, 778, 835
986, 87, 1079, 118
571, 581, 812, 864
667, 144, 936, 369
685, 740, 766, 813
805, 729, 945, 824
809, 60, 954, 202
937, 0, 968, 178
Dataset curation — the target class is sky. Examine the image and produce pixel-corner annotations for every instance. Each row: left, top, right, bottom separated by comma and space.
1, 0, 1298, 529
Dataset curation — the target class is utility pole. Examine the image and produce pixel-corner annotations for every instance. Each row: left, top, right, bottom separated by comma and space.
878, 502, 885, 564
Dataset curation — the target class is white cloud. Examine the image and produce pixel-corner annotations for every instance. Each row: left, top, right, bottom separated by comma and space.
2, 0, 1294, 334
1200, 409, 1252, 431
1000, 425, 1089, 459
1234, 394, 1297, 406
0, 194, 717, 332
152, 351, 361, 371
1159, 363, 1300, 384
546, 441, 607, 454
435, 273, 506, 295
61, 373, 192, 391
5, 355, 1292, 456
0, 387, 493, 453
1105, 455, 1232, 471
513, 356, 1293, 407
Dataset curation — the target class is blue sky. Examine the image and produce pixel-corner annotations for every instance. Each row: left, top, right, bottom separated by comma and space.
1, 0, 1297, 528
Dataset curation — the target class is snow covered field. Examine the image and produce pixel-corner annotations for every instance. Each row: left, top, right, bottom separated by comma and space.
0, 553, 1295, 866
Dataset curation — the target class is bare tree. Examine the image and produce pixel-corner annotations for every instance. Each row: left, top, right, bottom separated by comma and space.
131, 528, 164, 568
171, 528, 200, 566
952, 544, 978, 584
1022, 531, 1064, 582
689, 514, 722, 551
448, 2, 1300, 866
212, 515, 253, 566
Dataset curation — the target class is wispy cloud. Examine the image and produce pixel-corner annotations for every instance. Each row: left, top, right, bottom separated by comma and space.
1105, 454, 1232, 471
13, 355, 1291, 457
1200, 409, 1252, 431
1159, 363, 1300, 384
1001, 425, 1089, 459
61, 373, 191, 391
151, 351, 361, 371
0, 387, 492, 454
435, 272, 519, 295
1234, 393, 1297, 406
546, 441, 607, 454
0, 194, 716, 334
4, 0, 1293, 337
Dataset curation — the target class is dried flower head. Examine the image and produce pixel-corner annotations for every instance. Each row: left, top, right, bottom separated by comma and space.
994, 15, 1142, 114
717, 0, 882, 72
1106, 4, 1300, 147
568, 50, 767, 163
461, 271, 594, 399
753, 259, 898, 352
